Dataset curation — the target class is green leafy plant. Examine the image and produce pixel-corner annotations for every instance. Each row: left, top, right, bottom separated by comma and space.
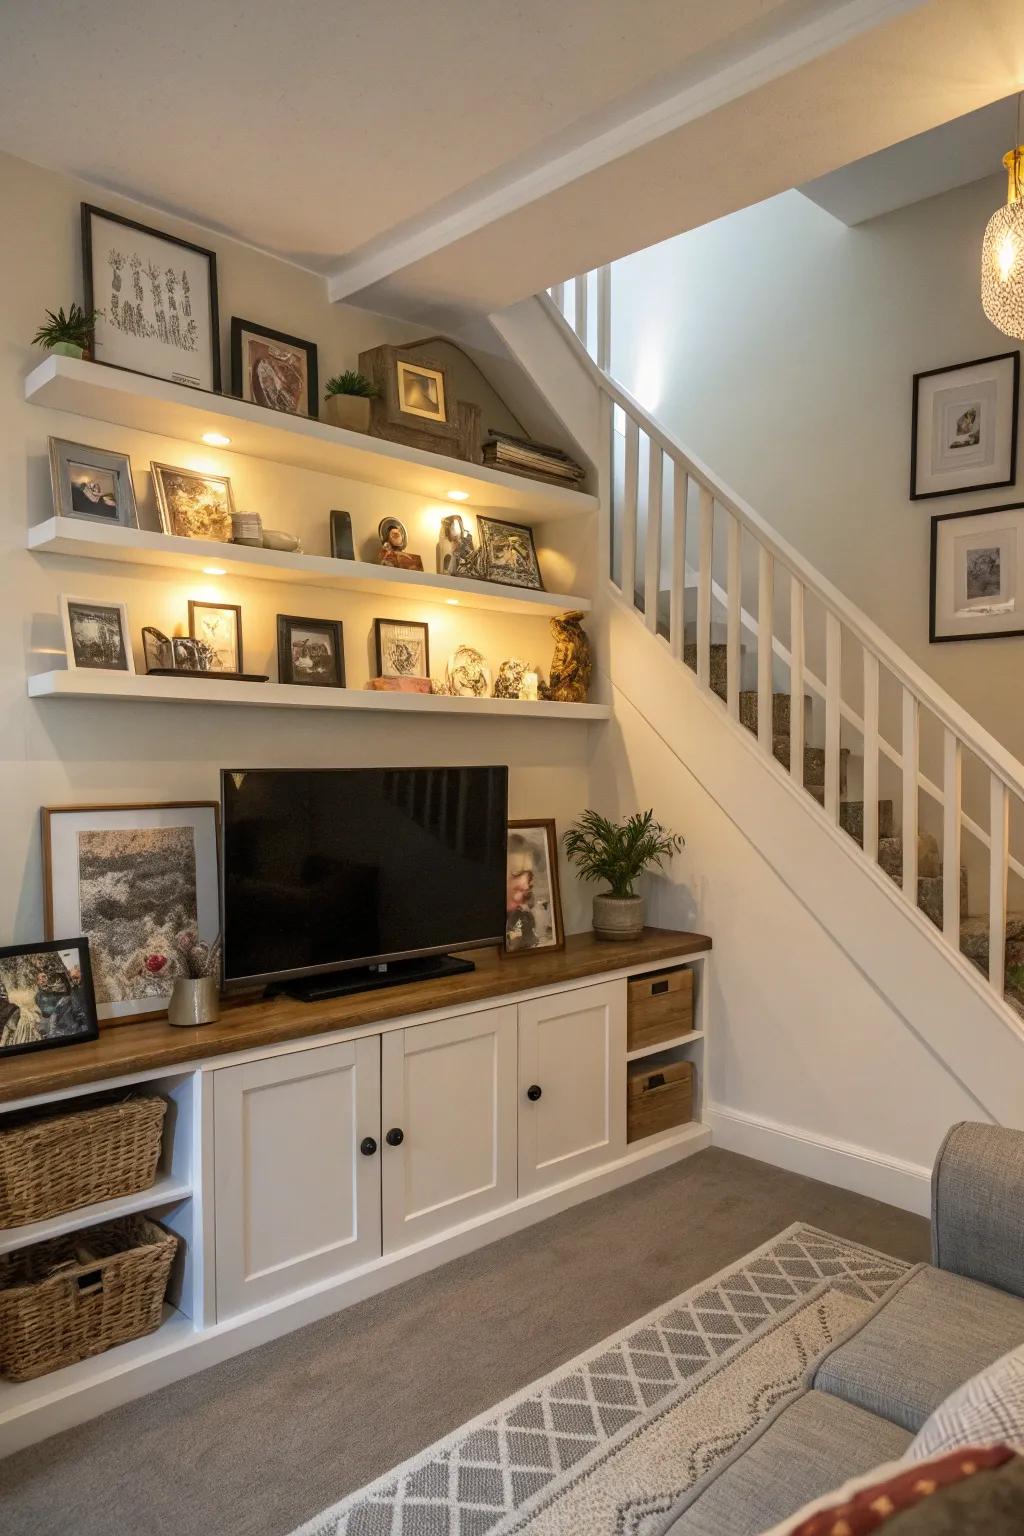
32, 303, 98, 351
324, 370, 380, 399
563, 810, 684, 899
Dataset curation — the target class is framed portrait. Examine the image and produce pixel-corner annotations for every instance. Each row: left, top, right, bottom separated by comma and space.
477, 515, 544, 590
60, 595, 134, 673
277, 614, 346, 687
505, 820, 564, 955
374, 618, 429, 680
188, 600, 243, 673
396, 359, 447, 425
911, 352, 1019, 500
49, 437, 139, 528
152, 462, 235, 542
0, 938, 99, 1058
42, 802, 220, 1021
230, 317, 318, 418
930, 502, 1024, 642
82, 203, 220, 391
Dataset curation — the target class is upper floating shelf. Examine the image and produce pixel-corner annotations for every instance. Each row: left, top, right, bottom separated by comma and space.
25, 357, 598, 524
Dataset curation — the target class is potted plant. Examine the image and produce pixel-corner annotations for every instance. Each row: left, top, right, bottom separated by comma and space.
324, 370, 380, 432
563, 809, 684, 941
32, 303, 98, 360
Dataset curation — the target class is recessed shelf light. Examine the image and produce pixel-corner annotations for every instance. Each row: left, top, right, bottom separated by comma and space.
446, 489, 470, 501
203, 566, 227, 576
446, 598, 460, 605
201, 431, 231, 447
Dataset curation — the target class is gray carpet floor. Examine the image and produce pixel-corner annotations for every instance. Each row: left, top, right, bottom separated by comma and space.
0, 1148, 929, 1536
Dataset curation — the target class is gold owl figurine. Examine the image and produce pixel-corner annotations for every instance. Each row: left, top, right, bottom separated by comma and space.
547, 611, 592, 702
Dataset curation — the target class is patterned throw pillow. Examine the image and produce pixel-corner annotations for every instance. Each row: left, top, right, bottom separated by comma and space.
910, 1344, 1024, 1460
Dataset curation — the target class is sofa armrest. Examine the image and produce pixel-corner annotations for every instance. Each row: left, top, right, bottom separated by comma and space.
932, 1121, 1024, 1298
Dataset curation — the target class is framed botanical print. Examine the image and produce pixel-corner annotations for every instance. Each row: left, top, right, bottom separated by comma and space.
477, 515, 544, 590
505, 820, 564, 955
49, 437, 139, 527
188, 600, 243, 673
82, 203, 220, 390
230, 317, 318, 417
277, 614, 346, 686
911, 352, 1019, 499
152, 462, 235, 542
42, 802, 221, 1021
930, 502, 1024, 642
60, 595, 134, 673
0, 938, 99, 1058
374, 618, 429, 680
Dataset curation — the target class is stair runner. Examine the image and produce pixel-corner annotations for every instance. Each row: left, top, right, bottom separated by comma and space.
684, 643, 1020, 1007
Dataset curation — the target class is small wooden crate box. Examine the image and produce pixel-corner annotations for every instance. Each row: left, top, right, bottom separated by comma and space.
627, 1059, 694, 1144
627, 967, 694, 1053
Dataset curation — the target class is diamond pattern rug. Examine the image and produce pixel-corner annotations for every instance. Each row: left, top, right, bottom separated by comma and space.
290, 1225, 911, 1536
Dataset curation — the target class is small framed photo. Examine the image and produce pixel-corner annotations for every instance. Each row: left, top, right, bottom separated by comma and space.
505, 821, 564, 955
188, 600, 243, 673
82, 203, 220, 390
374, 618, 429, 680
930, 501, 1024, 642
277, 614, 345, 687
230, 317, 318, 418
396, 359, 447, 425
60, 595, 134, 673
911, 352, 1020, 500
152, 462, 235, 542
48, 437, 139, 528
0, 938, 99, 1058
477, 515, 544, 590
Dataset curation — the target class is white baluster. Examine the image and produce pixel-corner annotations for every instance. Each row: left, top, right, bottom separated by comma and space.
789, 579, 805, 787
644, 442, 663, 634
989, 777, 1008, 996
669, 462, 687, 662
942, 731, 962, 946
621, 416, 639, 607
902, 690, 919, 901
550, 281, 565, 315
824, 614, 842, 820
596, 265, 611, 372
726, 516, 741, 718
862, 653, 879, 861
696, 485, 714, 689
574, 274, 589, 346
757, 548, 774, 753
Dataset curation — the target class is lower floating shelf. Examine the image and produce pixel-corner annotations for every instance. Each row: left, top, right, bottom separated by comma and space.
28, 671, 612, 720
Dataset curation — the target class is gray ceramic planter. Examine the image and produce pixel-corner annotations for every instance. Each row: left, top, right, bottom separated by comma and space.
592, 893, 645, 941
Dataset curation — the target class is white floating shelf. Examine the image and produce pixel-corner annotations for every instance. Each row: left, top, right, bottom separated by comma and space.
28, 517, 591, 618
626, 1030, 704, 1062
0, 1175, 192, 1257
29, 670, 612, 720
25, 356, 597, 524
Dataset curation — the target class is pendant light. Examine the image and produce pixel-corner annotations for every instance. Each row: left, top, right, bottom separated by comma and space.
981, 94, 1024, 339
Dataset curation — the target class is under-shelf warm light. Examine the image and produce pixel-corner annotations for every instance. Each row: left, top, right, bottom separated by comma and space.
982, 99, 1024, 340
202, 566, 227, 576
446, 489, 470, 501
201, 431, 232, 447
446, 598, 460, 605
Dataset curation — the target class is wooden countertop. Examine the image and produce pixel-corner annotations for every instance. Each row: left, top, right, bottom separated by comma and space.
0, 928, 710, 1105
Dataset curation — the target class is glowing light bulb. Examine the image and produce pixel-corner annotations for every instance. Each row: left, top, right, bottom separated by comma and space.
201, 431, 231, 447
997, 230, 1018, 283
981, 138, 1024, 339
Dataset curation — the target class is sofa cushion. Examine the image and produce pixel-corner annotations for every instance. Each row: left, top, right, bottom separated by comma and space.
813, 1266, 1024, 1433
663, 1390, 912, 1536
910, 1343, 1024, 1460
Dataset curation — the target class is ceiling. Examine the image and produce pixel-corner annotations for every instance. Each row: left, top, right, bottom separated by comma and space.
1, 0, 1022, 322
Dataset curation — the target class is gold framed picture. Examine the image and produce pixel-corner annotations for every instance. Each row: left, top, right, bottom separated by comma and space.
396, 360, 447, 424
152, 462, 235, 542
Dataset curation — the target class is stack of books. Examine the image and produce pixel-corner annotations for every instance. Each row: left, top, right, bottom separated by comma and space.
482, 431, 586, 488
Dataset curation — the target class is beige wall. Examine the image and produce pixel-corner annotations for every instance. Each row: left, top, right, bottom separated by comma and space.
0, 149, 595, 945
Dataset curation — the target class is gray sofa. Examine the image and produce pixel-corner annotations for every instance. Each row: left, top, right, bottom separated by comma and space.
665, 1122, 1024, 1535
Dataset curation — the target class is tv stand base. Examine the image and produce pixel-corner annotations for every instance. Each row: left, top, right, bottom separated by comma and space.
273, 953, 476, 1003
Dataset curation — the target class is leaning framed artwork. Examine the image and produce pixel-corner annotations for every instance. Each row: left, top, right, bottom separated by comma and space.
911, 352, 1019, 500
477, 515, 544, 590
82, 203, 220, 390
0, 938, 99, 1058
49, 437, 139, 527
60, 595, 134, 673
42, 802, 221, 1021
374, 618, 429, 680
230, 317, 318, 417
505, 820, 564, 955
930, 501, 1024, 642
152, 462, 235, 542
277, 614, 346, 687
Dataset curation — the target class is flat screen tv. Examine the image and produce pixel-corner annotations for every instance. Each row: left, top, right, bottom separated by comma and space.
221, 766, 508, 993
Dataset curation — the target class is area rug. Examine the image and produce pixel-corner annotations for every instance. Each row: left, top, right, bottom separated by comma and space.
291, 1225, 911, 1536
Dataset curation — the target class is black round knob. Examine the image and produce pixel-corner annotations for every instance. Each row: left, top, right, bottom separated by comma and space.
385, 1127, 405, 1147
360, 1137, 378, 1157
527, 1084, 542, 1102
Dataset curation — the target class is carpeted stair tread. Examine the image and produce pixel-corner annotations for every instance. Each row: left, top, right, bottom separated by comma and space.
738, 691, 810, 736
683, 643, 729, 698
878, 832, 941, 881
960, 913, 1024, 971
917, 871, 968, 927
772, 736, 849, 791
839, 800, 896, 842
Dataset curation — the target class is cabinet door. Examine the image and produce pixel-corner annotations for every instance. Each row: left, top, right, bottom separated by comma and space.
518, 979, 626, 1196
381, 1005, 517, 1253
213, 1036, 381, 1320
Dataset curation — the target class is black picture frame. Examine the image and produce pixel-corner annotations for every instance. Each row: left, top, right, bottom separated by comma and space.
277, 614, 346, 687
910, 351, 1020, 500
188, 599, 244, 673
0, 936, 100, 1059
81, 203, 221, 392
330, 509, 355, 560
929, 500, 1024, 643
373, 618, 430, 679
230, 317, 319, 418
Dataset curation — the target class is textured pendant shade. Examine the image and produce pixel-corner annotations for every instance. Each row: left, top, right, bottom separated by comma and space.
982, 145, 1024, 339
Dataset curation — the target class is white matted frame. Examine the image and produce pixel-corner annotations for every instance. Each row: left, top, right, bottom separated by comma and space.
911, 352, 1019, 500
59, 594, 134, 674
48, 437, 139, 528
930, 501, 1024, 642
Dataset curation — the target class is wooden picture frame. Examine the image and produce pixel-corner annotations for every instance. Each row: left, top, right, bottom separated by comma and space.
358, 344, 459, 443
188, 599, 243, 673
505, 819, 565, 955
48, 437, 139, 528
230, 317, 318, 418
930, 500, 1024, 643
911, 352, 1020, 500
152, 462, 235, 542
374, 618, 430, 680
0, 937, 100, 1058
60, 594, 134, 674
277, 614, 346, 687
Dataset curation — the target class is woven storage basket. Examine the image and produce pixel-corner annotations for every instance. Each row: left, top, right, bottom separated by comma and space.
0, 1214, 178, 1381
0, 1096, 167, 1229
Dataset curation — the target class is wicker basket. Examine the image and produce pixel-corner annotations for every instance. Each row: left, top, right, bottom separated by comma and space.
0, 1215, 178, 1381
0, 1096, 167, 1229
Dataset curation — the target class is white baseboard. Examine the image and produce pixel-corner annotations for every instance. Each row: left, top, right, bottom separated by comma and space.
707, 1103, 932, 1216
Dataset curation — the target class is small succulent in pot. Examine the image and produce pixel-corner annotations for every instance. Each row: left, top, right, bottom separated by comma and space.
324, 370, 380, 432
563, 809, 684, 941
32, 303, 99, 359
168, 930, 222, 1027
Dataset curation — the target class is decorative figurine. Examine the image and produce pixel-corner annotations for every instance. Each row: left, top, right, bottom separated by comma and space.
547, 611, 591, 702
378, 515, 423, 571
445, 644, 492, 698
493, 658, 530, 699
436, 513, 481, 578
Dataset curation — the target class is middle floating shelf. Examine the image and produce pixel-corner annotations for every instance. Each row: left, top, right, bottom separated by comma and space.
28, 517, 591, 618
